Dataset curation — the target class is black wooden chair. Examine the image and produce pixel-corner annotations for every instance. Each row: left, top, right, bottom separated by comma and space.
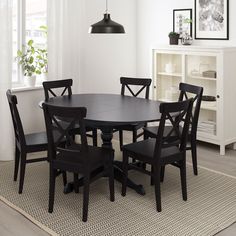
117, 77, 152, 149
6, 90, 49, 194
144, 83, 203, 175
122, 99, 193, 212
43, 79, 97, 146
43, 103, 114, 222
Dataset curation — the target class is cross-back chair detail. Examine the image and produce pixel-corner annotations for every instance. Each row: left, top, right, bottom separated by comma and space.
117, 77, 152, 150
155, 100, 193, 157
178, 83, 203, 136
122, 99, 193, 212
43, 79, 73, 101
144, 83, 203, 176
43, 104, 114, 222
44, 105, 88, 160
120, 77, 152, 99
42, 79, 98, 147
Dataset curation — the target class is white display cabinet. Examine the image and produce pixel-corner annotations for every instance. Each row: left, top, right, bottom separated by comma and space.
152, 46, 236, 155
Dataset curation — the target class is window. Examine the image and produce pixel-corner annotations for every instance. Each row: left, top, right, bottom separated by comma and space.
12, 0, 47, 86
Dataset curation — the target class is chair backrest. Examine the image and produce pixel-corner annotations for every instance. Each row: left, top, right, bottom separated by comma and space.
43, 103, 88, 162
42, 79, 73, 101
153, 99, 193, 163
6, 90, 26, 148
120, 77, 152, 99
178, 83, 203, 136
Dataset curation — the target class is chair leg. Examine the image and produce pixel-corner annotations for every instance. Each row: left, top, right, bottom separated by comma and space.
62, 171, 67, 186
152, 166, 165, 185
74, 173, 79, 193
18, 152, 26, 194
14, 145, 20, 181
131, 129, 138, 163
121, 152, 128, 197
150, 166, 154, 186
160, 166, 165, 182
49, 167, 56, 213
153, 165, 162, 212
180, 160, 187, 201
191, 137, 198, 176
92, 129, 97, 147
109, 160, 115, 202
83, 173, 90, 222
119, 130, 123, 150
153, 166, 161, 212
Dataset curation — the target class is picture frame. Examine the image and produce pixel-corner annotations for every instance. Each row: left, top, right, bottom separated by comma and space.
195, 0, 229, 40
173, 9, 192, 38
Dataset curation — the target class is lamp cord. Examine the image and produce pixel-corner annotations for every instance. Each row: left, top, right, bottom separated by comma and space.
106, 0, 108, 13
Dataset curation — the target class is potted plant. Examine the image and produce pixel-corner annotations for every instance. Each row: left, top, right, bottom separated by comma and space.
181, 18, 193, 45
16, 26, 48, 86
168, 32, 180, 45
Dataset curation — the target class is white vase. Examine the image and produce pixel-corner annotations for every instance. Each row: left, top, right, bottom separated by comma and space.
41, 73, 48, 81
25, 75, 36, 87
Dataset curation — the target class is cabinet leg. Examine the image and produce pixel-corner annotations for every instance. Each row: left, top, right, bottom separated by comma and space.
220, 145, 225, 156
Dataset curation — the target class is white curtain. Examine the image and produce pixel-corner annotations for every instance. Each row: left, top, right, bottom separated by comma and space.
47, 0, 82, 92
0, 0, 14, 160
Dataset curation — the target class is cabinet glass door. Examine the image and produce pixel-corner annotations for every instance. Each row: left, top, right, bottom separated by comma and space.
185, 54, 217, 139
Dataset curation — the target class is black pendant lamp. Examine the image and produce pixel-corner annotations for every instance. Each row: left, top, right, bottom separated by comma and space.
89, 0, 125, 34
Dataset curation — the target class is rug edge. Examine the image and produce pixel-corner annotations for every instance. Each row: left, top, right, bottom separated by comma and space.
187, 162, 236, 180
0, 195, 59, 236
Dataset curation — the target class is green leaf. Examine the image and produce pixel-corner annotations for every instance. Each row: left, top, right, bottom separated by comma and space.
29, 56, 34, 64
28, 39, 34, 46
17, 50, 23, 57
39, 25, 47, 31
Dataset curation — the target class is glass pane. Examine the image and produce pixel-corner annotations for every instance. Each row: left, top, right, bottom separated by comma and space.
25, 0, 47, 48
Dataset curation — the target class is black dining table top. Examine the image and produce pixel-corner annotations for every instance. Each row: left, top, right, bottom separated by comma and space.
43, 94, 161, 126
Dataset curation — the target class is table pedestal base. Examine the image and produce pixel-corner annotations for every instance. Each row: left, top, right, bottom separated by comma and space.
63, 127, 145, 196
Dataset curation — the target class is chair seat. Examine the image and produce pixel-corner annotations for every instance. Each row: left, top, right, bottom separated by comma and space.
144, 126, 190, 140
123, 139, 182, 165
53, 144, 113, 172
25, 132, 48, 152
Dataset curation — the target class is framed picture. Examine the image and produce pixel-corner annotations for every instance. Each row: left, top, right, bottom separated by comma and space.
195, 0, 229, 40
173, 9, 192, 38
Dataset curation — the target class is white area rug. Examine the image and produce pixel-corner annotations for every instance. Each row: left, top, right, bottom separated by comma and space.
0, 149, 236, 236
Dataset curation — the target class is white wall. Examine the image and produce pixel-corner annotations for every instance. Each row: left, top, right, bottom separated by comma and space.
14, 89, 46, 134
136, 0, 236, 76
79, 0, 137, 94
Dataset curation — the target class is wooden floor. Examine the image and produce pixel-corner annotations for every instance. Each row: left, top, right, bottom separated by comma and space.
0, 133, 236, 236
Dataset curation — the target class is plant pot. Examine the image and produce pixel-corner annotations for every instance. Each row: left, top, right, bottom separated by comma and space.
169, 36, 179, 45
24, 75, 36, 87
41, 73, 48, 81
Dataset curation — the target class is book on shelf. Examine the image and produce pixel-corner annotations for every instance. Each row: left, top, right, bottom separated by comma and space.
198, 120, 216, 135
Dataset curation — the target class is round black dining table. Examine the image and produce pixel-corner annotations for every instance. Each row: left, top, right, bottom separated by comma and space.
43, 94, 162, 195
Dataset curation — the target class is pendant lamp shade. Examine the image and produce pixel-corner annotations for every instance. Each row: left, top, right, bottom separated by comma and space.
89, 0, 125, 34
89, 13, 125, 34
